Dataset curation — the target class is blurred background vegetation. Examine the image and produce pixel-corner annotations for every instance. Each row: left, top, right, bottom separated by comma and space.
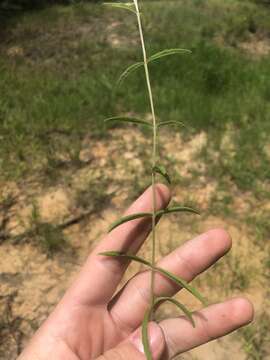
1, 0, 270, 193
0, 0, 97, 11
0, 0, 270, 359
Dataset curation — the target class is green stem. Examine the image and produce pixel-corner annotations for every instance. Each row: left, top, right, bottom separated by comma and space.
133, 0, 158, 314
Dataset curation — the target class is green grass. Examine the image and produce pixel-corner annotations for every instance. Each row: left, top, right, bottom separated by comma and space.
27, 203, 67, 254
246, 212, 270, 248
0, 0, 270, 194
240, 311, 270, 359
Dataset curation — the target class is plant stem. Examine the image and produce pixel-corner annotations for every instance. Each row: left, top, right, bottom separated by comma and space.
133, 0, 158, 313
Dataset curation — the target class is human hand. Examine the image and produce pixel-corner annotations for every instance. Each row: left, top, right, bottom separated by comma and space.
18, 184, 253, 360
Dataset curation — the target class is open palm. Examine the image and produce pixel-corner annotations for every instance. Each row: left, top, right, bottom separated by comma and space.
18, 185, 253, 360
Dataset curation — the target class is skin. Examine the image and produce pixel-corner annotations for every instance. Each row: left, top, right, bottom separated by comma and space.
18, 184, 254, 360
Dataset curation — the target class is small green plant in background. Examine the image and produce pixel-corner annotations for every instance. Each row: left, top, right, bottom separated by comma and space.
29, 203, 66, 254
101, 1, 206, 358
241, 311, 270, 360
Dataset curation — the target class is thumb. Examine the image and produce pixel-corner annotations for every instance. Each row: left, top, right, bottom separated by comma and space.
97, 322, 166, 360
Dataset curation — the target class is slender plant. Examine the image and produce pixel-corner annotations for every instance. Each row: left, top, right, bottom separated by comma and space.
101, 1, 206, 359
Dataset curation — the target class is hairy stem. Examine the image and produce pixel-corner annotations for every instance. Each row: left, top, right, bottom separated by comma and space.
133, 0, 158, 313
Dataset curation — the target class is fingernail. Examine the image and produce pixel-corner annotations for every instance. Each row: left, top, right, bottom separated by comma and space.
130, 322, 164, 359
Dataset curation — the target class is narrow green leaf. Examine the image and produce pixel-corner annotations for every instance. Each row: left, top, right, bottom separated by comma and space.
103, 2, 136, 14
117, 62, 144, 85
153, 165, 171, 184
141, 297, 195, 360
155, 297, 195, 327
157, 206, 200, 217
108, 206, 199, 232
157, 120, 187, 129
99, 251, 150, 267
147, 48, 191, 64
105, 116, 152, 128
108, 212, 152, 232
154, 266, 206, 305
99, 251, 206, 304
142, 308, 152, 360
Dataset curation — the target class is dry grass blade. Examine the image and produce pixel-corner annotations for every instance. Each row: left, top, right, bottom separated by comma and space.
99, 251, 206, 304
104, 116, 152, 127
117, 62, 144, 85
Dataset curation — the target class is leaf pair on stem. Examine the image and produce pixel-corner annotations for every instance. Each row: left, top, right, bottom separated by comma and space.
117, 48, 191, 85
104, 116, 187, 131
